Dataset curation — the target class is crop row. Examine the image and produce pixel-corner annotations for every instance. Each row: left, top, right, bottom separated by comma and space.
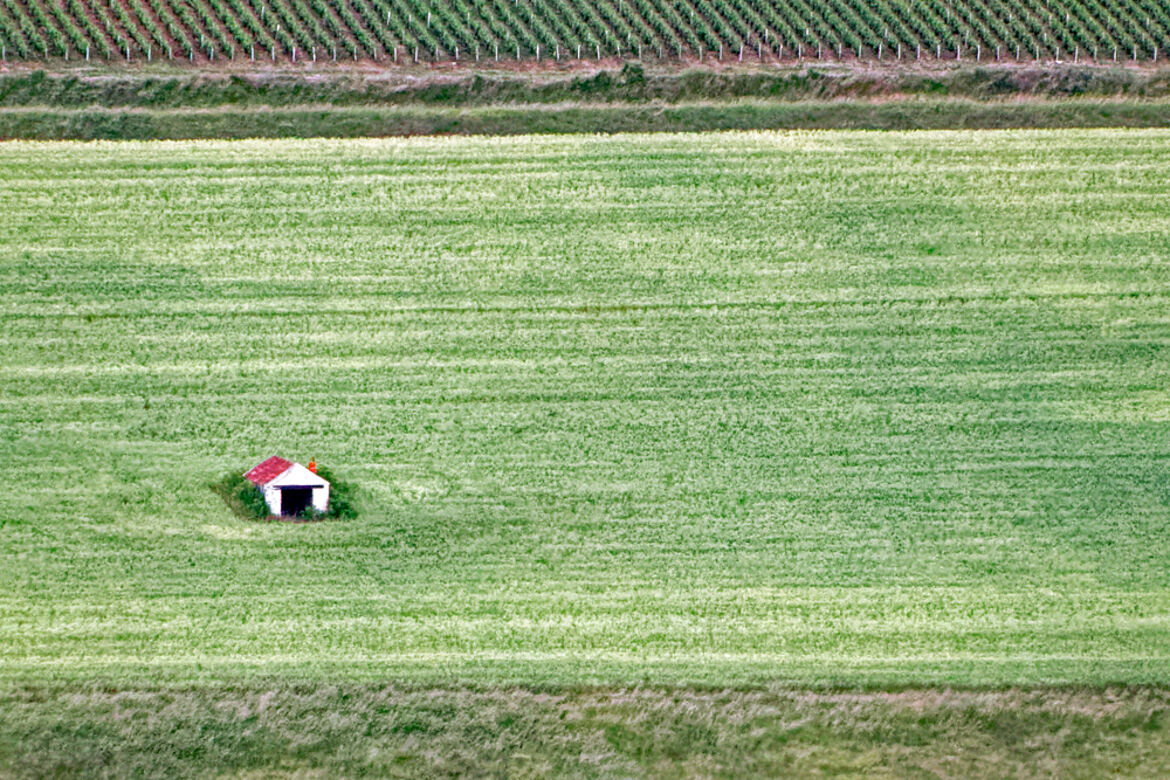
0, 0, 1167, 61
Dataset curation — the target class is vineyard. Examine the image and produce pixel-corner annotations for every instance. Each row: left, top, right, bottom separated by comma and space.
0, 0, 1167, 65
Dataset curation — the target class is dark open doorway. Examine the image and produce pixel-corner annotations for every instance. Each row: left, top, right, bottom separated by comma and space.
280, 487, 313, 516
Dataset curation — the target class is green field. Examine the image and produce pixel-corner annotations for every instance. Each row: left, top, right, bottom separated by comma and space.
2, 130, 1170, 693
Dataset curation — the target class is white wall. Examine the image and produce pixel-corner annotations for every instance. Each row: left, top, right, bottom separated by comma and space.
262, 484, 282, 516
312, 485, 330, 513
256, 464, 330, 516
265, 463, 334, 519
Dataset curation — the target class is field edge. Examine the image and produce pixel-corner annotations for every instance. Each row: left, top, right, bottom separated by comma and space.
4, 98, 1170, 140
1, 683, 1167, 777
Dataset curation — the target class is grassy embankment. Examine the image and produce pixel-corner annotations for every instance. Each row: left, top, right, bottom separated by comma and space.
2, 686, 1168, 777
2, 64, 1170, 137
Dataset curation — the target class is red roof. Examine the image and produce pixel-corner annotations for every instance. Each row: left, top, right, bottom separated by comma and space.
244, 456, 293, 485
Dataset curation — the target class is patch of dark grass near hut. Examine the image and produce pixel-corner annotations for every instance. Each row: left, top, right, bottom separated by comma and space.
210, 467, 358, 522
210, 471, 271, 521
311, 464, 359, 520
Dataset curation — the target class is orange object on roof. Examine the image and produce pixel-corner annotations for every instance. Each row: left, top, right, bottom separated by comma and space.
308, 459, 317, 474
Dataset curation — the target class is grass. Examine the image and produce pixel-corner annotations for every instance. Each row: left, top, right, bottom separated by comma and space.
211, 471, 275, 520
5, 65, 1170, 109
3, 130, 1170, 773
2, 685, 1168, 777
5, 64, 1170, 140
2, 130, 1168, 689
5, 99, 1170, 139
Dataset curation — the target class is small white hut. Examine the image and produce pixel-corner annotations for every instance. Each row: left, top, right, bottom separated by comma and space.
244, 456, 329, 517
